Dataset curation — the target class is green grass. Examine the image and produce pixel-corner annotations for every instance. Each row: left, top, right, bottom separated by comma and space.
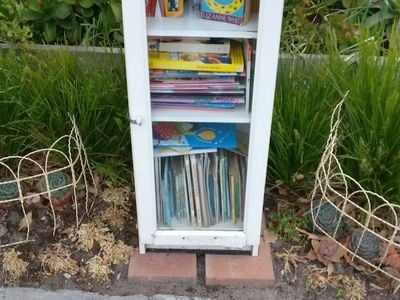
0, 48, 131, 182
270, 31, 400, 205
331, 36, 400, 203
269, 57, 340, 191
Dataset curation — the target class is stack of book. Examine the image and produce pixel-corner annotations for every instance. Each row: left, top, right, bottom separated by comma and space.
154, 150, 246, 228
148, 38, 246, 111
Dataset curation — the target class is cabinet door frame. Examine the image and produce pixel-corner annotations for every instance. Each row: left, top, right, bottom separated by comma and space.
122, 0, 284, 256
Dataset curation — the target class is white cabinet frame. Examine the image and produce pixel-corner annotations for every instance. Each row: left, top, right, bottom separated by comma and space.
122, 0, 284, 256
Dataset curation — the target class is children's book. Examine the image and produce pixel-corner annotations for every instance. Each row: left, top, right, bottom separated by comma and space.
145, 0, 157, 17
200, 0, 251, 25
153, 122, 237, 149
148, 38, 231, 54
161, 0, 184, 17
148, 42, 244, 73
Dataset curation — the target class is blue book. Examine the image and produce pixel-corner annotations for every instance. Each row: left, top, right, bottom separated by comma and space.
153, 122, 237, 149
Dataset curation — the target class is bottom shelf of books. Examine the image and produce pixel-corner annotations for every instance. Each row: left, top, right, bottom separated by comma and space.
152, 122, 248, 230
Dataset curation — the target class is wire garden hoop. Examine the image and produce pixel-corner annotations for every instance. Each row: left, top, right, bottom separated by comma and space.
311, 92, 400, 292
0, 117, 96, 249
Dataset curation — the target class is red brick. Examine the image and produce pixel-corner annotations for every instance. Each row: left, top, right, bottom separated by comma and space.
128, 252, 197, 283
205, 240, 275, 287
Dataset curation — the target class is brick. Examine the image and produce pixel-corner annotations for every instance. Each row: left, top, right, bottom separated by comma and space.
205, 240, 275, 287
128, 252, 197, 284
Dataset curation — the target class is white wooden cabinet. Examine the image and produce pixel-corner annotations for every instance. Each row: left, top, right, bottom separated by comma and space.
121, 0, 284, 256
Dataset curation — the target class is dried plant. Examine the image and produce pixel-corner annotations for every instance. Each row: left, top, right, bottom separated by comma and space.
72, 220, 110, 251
275, 247, 306, 282
101, 186, 130, 208
101, 240, 134, 265
101, 205, 130, 229
39, 243, 80, 276
306, 266, 366, 299
86, 255, 112, 282
332, 274, 366, 300
306, 266, 331, 293
2, 249, 29, 282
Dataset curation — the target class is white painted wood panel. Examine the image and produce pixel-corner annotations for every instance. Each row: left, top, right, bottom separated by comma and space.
122, 0, 284, 255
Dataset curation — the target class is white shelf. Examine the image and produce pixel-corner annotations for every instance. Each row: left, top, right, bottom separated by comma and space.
151, 106, 251, 123
147, 7, 258, 38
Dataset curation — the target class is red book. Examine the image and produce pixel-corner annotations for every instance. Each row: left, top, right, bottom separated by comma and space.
146, 0, 157, 17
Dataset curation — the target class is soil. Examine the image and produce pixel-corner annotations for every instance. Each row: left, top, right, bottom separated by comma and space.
0, 188, 399, 300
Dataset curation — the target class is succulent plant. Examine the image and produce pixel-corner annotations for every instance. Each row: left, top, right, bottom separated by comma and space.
37, 171, 72, 199
310, 202, 344, 237
0, 177, 24, 201
348, 229, 380, 260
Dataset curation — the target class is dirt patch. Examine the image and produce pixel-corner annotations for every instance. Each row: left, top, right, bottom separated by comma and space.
0, 187, 399, 300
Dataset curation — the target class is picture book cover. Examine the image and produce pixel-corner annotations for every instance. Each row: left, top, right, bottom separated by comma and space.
153, 122, 237, 149
200, 0, 251, 25
148, 42, 244, 73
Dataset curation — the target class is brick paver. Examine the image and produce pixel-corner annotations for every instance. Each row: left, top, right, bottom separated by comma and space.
205, 239, 275, 287
128, 252, 197, 284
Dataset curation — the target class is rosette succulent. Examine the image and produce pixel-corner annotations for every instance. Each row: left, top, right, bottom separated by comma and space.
348, 229, 380, 260
310, 202, 344, 237
37, 171, 72, 199
0, 177, 24, 201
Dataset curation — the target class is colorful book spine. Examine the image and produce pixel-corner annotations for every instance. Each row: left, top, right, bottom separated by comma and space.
148, 42, 244, 73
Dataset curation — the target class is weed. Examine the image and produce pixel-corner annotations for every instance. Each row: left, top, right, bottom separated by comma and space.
268, 208, 309, 243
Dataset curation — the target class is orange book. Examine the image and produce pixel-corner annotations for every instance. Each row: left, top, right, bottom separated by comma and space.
163, 0, 184, 17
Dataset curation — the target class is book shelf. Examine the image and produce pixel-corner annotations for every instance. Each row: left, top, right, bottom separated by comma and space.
122, 0, 284, 256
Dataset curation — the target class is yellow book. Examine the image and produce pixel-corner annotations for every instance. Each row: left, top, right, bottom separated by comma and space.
148, 41, 244, 73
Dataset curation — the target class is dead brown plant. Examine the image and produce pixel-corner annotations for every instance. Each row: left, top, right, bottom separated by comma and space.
39, 243, 80, 276
2, 249, 29, 282
275, 246, 306, 282
86, 255, 113, 282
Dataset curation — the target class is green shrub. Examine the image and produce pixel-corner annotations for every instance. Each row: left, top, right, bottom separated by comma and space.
24, 0, 123, 45
0, 0, 32, 43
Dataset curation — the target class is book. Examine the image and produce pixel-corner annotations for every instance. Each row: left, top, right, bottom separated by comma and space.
148, 41, 244, 73
200, 0, 251, 25
184, 155, 196, 226
154, 146, 217, 157
162, 0, 184, 17
148, 38, 231, 54
145, 0, 157, 17
153, 122, 237, 149
149, 69, 246, 78
190, 154, 203, 227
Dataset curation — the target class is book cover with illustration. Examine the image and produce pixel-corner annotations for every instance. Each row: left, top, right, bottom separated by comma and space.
153, 122, 237, 149
148, 42, 244, 73
200, 0, 251, 25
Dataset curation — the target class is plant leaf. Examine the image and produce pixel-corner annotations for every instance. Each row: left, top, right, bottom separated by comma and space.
55, 3, 72, 20
109, 0, 122, 23
296, 227, 323, 240
327, 262, 335, 275
305, 249, 318, 261
385, 251, 400, 269
18, 212, 33, 231
78, 0, 95, 8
